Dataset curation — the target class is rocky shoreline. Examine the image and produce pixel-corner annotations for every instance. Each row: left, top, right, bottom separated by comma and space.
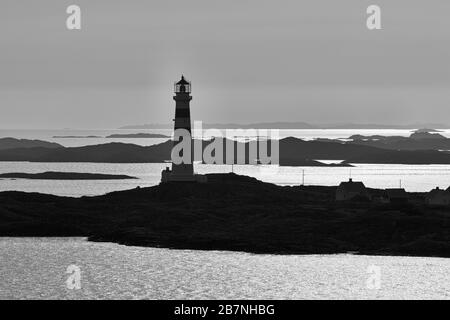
0, 173, 449, 258
0, 171, 137, 180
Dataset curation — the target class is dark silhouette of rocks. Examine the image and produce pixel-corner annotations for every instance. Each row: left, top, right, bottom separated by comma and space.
281, 137, 450, 164
0, 142, 172, 163
413, 128, 443, 134
344, 150, 450, 164
53, 135, 101, 138
53, 134, 169, 138
279, 158, 352, 167
279, 137, 381, 160
409, 131, 446, 140
106, 133, 170, 138
339, 131, 450, 151
1, 137, 450, 164
119, 124, 172, 130
0, 137, 62, 150
0, 171, 137, 180
195, 137, 352, 167
0, 173, 448, 257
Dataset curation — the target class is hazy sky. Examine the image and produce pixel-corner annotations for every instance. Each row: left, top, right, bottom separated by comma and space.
1, 0, 449, 128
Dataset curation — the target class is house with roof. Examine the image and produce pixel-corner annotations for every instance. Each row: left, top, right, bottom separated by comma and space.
385, 188, 409, 204
426, 187, 450, 206
336, 179, 369, 201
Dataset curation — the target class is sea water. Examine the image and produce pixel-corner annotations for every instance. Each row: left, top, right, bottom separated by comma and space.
0, 238, 448, 300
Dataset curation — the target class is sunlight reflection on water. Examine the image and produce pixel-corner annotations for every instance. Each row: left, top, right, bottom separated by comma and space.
0, 238, 449, 300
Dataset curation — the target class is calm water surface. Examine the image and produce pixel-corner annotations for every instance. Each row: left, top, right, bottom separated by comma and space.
0, 238, 448, 300
0, 162, 449, 196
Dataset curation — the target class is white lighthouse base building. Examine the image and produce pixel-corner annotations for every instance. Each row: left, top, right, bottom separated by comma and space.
161, 167, 207, 183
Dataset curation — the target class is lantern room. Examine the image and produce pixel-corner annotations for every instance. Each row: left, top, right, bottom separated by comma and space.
174, 75, 191, 94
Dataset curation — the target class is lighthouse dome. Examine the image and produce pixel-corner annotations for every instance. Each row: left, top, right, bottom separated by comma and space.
174, 75, 191, 93
176, 75, 190, 85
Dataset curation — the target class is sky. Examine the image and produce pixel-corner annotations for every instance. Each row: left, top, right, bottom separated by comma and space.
0, 0, 449, 129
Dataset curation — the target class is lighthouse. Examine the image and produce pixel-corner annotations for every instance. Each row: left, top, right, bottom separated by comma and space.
171, 75, 194, 177
161, 76, 207, 183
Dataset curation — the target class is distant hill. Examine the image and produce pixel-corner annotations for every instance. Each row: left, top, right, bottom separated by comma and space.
338, 131, 450, 151
319, 123, 449, 129
119, 122, 450, 130
0, 138, 62, 150
409, 132, 446, 140
106, 133, 170, 138
201, 122, 316, 129
53, 135, 101, 139
413, 128, 443, 134
119, 124, 172, 129
0, 171, 137, 180
0, 139, 347, 166
0, 142, 173, 163
1, 137, 450, 165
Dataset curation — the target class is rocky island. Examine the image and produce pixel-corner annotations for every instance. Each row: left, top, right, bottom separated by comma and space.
106, 133, 170, 138
0, 137, 62, 150
2, 135, 450, 165
52, 135, 101, 138
0, 173, 449, 258
0, 171, 137, 180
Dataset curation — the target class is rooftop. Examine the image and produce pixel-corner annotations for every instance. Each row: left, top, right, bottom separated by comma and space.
338, 179, 366, 192
176, 75, 190, 85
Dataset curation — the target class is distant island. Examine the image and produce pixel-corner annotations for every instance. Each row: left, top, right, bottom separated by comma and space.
2, 135, 450, 165
53, 135, 101, 139
106, 133, 170, 139
0, 173, 448, 258
0, 137, 62, 150
52, 133, 170, 139
413, 128, 443, 134
119, 122, 450, 130
0, 171, 137, 180
320, 130, 450, 152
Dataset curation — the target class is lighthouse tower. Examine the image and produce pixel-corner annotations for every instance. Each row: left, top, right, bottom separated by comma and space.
161, 76, 206, 183
172, 75, 194, 177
